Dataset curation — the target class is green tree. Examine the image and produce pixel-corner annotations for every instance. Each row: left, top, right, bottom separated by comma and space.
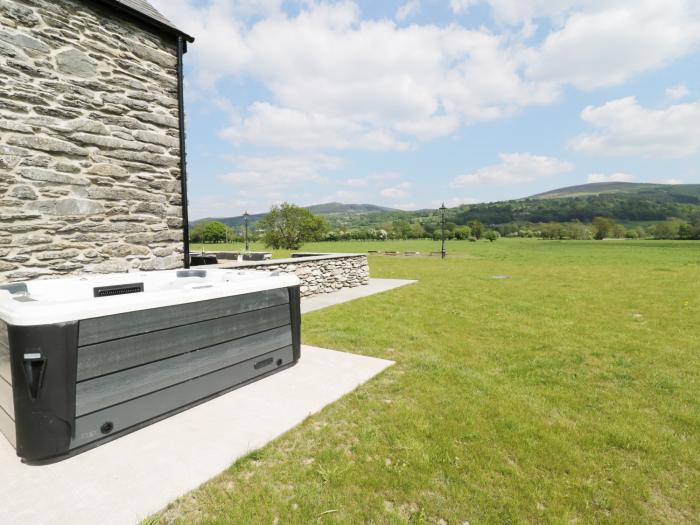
409, 222, 426, 239
611, 223, 627, 238
258, 202, 329, 250
651, 219, 682, 240
484, 230, 500, 242
467, 219, 484, 239
678, 221, 694, 239
391, 220, 412, 239
189, 222, 207, 243
568, 221, 593, 240
592, 217, 614, 240
453, 225, 472, 240
202, 221, 228, 243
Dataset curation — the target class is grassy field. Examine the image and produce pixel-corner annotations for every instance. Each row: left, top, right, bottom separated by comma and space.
155, 239, 699, 524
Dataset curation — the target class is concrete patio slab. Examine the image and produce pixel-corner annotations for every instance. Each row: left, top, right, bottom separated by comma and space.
0, 346, 393, 525
301, 278, 417, 314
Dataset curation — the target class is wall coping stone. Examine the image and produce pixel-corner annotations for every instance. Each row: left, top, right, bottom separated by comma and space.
216, 253, 366, 268
206, 253, 370, 297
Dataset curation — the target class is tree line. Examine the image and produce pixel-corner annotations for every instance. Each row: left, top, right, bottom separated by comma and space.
495, 217, 700, 240
190, 206, 503, 247
191, 203, 700, 249
190, 203, 330, 249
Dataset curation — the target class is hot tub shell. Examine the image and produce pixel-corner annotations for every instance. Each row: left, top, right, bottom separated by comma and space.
0, 269, 301, 464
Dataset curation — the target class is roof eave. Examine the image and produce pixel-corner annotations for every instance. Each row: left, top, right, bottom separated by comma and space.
90, 0, 195, 43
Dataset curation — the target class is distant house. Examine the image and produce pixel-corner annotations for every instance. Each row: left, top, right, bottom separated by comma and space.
0, 0, 194, 282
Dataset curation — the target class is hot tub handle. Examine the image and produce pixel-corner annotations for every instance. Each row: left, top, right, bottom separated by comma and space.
22, 353, 46, 400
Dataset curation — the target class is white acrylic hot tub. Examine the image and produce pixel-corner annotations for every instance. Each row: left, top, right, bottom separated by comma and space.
0, 269, 301, 464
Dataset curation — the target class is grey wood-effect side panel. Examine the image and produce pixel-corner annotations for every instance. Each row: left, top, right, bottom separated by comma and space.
0, 321, 9, 386
0, 375, 13, 419
72, 346, 295, 449
0, 320, 7, 347
0, 405, 15, 449
0, 340, 10, 386
78, 288, 290, 346
77, 304, 291, 381
76, 326, 292, 416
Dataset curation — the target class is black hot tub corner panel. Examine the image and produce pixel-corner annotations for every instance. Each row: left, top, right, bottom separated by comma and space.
7, 321, 79, 463
2, 285, 302, 464
289, 285, 302, 362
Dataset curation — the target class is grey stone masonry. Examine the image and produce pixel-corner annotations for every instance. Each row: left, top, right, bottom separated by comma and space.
219, 254, 370, 297
0, 0, 185, 282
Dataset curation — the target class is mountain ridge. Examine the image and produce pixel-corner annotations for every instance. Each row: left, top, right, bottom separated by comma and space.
192, 202, 400, 228
191, 182, 700, 229
529, 181, 700, 199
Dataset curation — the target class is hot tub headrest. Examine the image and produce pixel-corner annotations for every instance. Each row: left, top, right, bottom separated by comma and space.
176, 270, 207, 278
0, 283, 28, 295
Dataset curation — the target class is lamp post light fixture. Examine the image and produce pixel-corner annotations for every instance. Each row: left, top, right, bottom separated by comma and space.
243, 211, 250, 252
440, 202, 447, 260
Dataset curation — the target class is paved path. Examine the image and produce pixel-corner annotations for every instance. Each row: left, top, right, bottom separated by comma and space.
0, 279, 415, 525
0, 346, 393, 525
301, 278, 417, 313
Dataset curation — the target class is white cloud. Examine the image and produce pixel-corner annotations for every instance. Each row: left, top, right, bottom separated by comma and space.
450, 0, 479, 15
151, 1, 700, 153
525, 1, 700, 90
587, 172, 635, 183
657, 178, 684, 185
343, 178, 369, 188
152, 1, 563, 152
219, 154, 342, 191
484, 0, 579, 24
188, 195, 242, 220
326, 189, 365, 202
380, 182, 412, 199
451, 153, 574, 186
450, 196, 480, 206
570, 96, 700, 158
396, 0, 420, 21
666, 83, 690, 100
344, 172, 402, 187
207, 155, 436, 216
432, 197, 480, 207
220, 103, 409, 151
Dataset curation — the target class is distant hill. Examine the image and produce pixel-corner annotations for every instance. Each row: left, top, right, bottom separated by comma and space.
192, 202, 400, 229
191, 182, 700, 231
452, 182, 700, 225
531, 182, 700, 201
305, 202, 396, 214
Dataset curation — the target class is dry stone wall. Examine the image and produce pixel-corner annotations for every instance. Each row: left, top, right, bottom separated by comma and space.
222, 254, 370, 297
0, 0, 185, 283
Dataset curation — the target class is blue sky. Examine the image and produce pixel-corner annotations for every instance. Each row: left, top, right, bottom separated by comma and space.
151, 0, 700, 219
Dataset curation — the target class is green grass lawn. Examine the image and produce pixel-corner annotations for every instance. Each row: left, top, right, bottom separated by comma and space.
156, 239, 700, 524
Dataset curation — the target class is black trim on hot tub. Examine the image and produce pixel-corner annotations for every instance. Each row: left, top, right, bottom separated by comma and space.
8, 322, 78, 462
288, 285, 301, 362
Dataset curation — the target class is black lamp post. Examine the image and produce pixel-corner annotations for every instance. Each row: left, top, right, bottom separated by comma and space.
440, 202, 447, 260
243, 211, 250, 252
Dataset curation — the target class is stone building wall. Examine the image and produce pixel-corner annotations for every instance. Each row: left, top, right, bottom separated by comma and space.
0, 0, 185, 283
220, 254, 370, 297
